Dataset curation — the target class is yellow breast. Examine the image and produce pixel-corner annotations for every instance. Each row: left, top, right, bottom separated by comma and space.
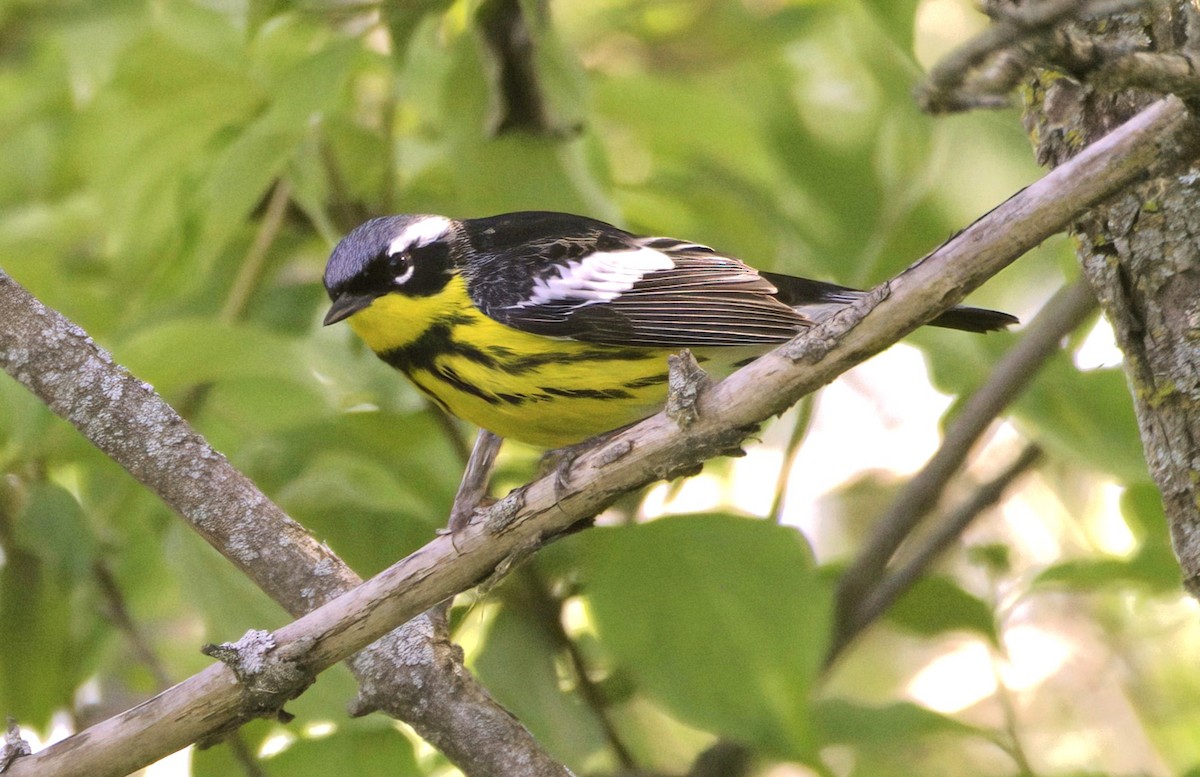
346, 276, 684, 447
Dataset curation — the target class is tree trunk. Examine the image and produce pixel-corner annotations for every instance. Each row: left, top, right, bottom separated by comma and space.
1022, 0, 1200, 593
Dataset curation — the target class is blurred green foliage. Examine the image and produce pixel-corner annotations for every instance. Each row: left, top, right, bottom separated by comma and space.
0, 1, 1191, 776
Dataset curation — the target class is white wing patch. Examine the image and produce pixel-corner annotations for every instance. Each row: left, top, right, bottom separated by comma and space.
516, 247, 675, 308
388, 215, 452, 256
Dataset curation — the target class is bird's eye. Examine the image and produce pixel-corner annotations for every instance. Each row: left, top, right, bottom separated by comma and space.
388, 251, 415, 286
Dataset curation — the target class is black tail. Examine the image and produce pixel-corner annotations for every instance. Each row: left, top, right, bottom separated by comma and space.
925, 304, 1019, 333
760, 271, 1018, 334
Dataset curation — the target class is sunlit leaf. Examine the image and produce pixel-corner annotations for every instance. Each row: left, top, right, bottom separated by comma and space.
1036, 483, 1180, 592
577, 514, 832, 760
815, 698, 981, 747
474, 600, 610, 767
262, 726, 421, 776
887, 574, 998, 644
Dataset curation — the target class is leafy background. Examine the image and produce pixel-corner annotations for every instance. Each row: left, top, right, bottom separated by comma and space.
0, 0, 1195, 776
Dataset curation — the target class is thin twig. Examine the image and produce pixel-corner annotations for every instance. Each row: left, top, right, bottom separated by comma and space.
833, 277, 1097, 649
92, 561, 172, 690
988, 628, 1038, 775
226, 733, 268, 777
515, 567, 638, 770
220, 179, 293, 324
443, 426, 639, 765
175, 179, 294, 419
829, 443, 1044, 664
9, 494, 180, 763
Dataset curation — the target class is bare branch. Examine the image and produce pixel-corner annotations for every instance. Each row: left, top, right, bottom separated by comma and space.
220, 178, 293, 324
830, 444, 1044, 665
0, 95, 1195, 777
93, 561, 172, 690
1092, 49, 1200, 95
917, 0, 1158, 113
832, 277, 1099, 648
0, 721, 31, 774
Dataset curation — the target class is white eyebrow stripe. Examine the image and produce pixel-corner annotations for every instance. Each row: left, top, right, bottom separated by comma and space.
388, 215, 452, 255
516, 247, 675, 307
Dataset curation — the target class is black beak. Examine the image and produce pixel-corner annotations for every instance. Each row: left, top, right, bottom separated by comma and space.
323, 292, 374, 326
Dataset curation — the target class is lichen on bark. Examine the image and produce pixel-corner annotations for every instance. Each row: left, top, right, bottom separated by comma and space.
1021, 0, 1200, 592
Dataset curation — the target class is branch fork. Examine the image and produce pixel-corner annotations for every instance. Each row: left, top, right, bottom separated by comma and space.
199, 630, 317, 738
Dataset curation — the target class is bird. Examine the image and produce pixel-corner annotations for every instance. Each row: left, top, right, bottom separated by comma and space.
323, 211, 1016, 448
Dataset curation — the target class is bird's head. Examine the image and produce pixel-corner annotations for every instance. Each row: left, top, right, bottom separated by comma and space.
323, 214, 459, 326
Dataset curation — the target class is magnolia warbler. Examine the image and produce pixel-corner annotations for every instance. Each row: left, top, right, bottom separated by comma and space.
323, 211, 1015, 447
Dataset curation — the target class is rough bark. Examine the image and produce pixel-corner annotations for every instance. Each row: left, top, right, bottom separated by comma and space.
1021, 0, 1200, 593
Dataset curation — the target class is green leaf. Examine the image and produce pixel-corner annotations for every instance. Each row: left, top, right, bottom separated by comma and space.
925, 333, 1147, 483
116, 318, 305, 392
0, 547, 76, 725
813, 698, 987, 777
0, 483, 103, 726
275, 451, 445, 575
1035, 558, 1147, 590
190, 720, 276, 777
966, 543, 1012, 575
1035, 483, 1180, 592
202, 376, 328, 437
264, 726, 421, 776
75, 25, 264, 277
1120, 482, 1171, 547
12, 482, 96, 578
814, 698, 980, 748
886, 574, 998, 643
473, 602, 609, 767
186, 124, 294, 269
253, 26, 362, 129
857, 0, 922, 55
194, 720, 420, 777
161, 523, 287, 639
186, 34, 364, 267
1016, 361, 1147, 482
577, 514, 832, 760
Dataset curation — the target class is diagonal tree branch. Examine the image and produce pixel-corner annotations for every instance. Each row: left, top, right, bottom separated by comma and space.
831, 276, 1099, 654
830, 443, 1044, 666
0, 95, 1194, 777
0, 250, 568, 776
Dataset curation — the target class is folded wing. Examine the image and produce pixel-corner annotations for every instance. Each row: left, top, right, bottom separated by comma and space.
481, 237, 811, 348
